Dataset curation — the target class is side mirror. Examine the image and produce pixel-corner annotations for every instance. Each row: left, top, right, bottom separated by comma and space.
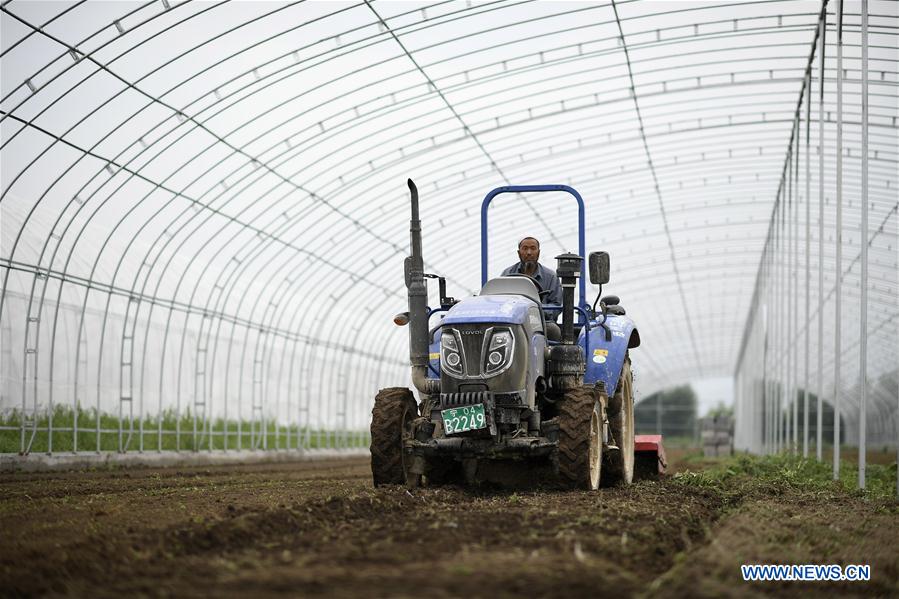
588, 251, 610, 284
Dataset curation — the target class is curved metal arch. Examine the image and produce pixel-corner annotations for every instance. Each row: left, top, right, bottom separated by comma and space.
286, 54, 864, 191
107, 113, 478, 450
334, 162, 784, 270
5, 19, 864, 360
107, 9, 828, 254
151, 205, 399, 450
3, 2, 892, 218
110, 94, 884, 310
324, 99, 816, 202
190, 212, 394, 450
74, 157, 394, 452
214, 31, 819, 169
0, 0, 233, 142
10, 47, 472, 440
0, 0, 91, 59
268, 91, 805, 215
298, 139, 784, 256
1, 1, 382, 302
33, 128, 377, 449
0, 0, 174, 107
199, 216, 409, 444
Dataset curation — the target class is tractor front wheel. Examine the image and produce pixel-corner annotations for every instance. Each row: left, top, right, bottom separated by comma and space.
557, 386, 604, 490
370, 387, 418, 486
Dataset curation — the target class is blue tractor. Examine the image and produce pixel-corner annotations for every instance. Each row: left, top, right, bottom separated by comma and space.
370, 181, 646, 490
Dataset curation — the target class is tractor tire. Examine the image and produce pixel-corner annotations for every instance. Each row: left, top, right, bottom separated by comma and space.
556, 385, 603, 490
602, 354, 635, 486
370, 387, 418, 487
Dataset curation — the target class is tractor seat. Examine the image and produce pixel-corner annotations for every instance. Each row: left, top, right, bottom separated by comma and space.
602, 294, 626, 315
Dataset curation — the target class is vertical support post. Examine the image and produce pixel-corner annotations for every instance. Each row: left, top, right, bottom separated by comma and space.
767, 252, 773, 455
781, 188, 787, 452
48, 330, 54, 455
786, 145, 793, 453
224, 343, 229, 453
176, 377, 181, 452
139, 357, 144, 453
238, 360, 243, 451
770, 243, 775, 455
763, 257, 769, 454
756, 325, 761, 453
761, 260, 767, 455
833, 0, 843, 480
285, 355, 290, 454
816, 11, 826, 462
761, 330, 766, 454
96, 351, 101, 454
767, 226, 772, 455
777, 191, 784, 452
656, 392, 662, 437
74, 331, 82, 454
158, 356, 164, 453
773, 198, 778, 453
119, 387, 124, 453
773, 201, 779, 454
858, 0, 868, 490
793, 115, 800, 453
804, 67, 811, 458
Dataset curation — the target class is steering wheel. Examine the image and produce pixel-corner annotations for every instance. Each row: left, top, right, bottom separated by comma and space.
507, 273, 552, 301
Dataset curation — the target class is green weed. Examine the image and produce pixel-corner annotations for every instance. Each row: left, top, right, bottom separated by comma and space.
674, 452, 898, 501
0, 405, 370, 454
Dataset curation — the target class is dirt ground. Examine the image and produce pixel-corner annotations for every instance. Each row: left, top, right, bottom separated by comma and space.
1, 451, 897, 598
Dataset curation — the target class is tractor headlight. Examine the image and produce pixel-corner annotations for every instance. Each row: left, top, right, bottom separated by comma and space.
440, 330, 464, 377
483, 328, 513, 376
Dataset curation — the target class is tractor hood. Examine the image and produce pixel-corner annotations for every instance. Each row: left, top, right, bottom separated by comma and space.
442, 295, 534, 325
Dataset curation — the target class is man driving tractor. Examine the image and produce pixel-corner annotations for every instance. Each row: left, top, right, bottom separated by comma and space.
500, 236, 562, 306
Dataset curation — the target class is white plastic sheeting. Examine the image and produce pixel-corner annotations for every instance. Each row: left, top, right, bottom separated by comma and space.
0, 0, 896, 455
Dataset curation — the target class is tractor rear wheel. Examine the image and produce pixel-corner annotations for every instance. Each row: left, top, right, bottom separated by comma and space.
556, 386, 604, 490
370, 387, 418, 486
602, 354, 635, 486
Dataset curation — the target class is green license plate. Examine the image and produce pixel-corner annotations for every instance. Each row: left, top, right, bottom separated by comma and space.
441, 404, 487, 435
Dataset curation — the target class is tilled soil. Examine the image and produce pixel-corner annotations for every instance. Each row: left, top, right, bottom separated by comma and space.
1, 454, 897, 598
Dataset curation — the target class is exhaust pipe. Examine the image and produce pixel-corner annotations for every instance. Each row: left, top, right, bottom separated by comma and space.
405, 179, 438, 395
548, 253, 585, 390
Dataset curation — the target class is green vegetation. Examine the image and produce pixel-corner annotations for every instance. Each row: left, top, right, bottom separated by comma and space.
0, 405, 370, 454
674, 451, 898, 501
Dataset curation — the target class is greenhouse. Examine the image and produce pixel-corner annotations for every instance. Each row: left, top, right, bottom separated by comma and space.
2, 1, 898, 595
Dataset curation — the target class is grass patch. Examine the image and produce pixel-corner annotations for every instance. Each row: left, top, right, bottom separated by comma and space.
0, 405, 370, 454
673, 452, 898, 501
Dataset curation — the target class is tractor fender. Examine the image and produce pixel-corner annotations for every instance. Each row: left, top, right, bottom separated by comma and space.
579, 314, 639, 396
